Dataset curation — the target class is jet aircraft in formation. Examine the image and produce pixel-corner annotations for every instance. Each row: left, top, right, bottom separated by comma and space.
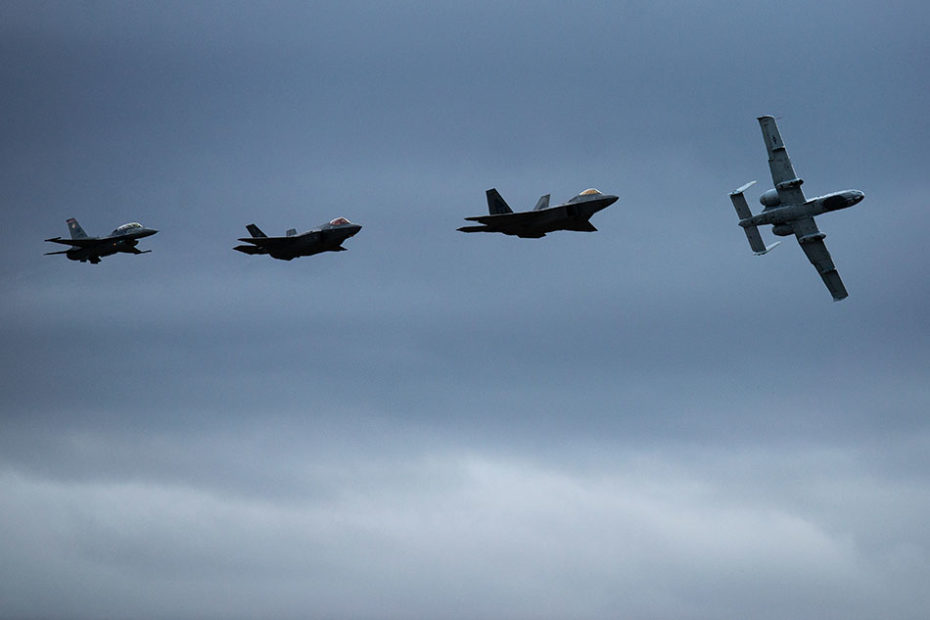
44, 218, 158, 264
730, 115, 865, 301
233, 217, 362, 260
458, 187, 618, 238
43, 115, 866, 302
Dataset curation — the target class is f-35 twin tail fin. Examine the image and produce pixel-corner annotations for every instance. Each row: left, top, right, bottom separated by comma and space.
245, 224, 267, 238
730, 181, 780, 255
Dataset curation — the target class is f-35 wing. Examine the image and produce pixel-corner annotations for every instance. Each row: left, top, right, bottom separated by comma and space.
791, 216, 848, 301
237, 230, 320, 247
758, 116, 806, 205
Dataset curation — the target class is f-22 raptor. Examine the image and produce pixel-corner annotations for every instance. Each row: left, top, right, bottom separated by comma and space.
459, 188, 618, 238
44, 218, 158, 264
233, 217, 362, 260
730, 116, 865, 301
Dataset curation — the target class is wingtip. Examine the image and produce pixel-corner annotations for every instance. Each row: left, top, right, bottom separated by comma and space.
753, 241, 781, 256
731, 180, 757, 195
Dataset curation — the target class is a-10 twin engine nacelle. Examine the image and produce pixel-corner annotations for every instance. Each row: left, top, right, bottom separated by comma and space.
759, 188, 781, 208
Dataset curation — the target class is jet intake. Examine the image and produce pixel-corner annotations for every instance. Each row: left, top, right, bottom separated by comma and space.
759, 189, 781, 208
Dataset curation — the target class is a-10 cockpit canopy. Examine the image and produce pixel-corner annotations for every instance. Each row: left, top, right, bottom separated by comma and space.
111, 222, 144, 235
329, 217, 352, 226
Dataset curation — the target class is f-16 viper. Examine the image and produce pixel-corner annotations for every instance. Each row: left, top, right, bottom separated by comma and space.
730, 116, 865, 301
233, 217, 362, 260
44, 218, 158, 264
458, 187, 618, 238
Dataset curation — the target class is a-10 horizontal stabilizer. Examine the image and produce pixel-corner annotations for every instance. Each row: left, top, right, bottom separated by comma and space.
730, 180, 780, 255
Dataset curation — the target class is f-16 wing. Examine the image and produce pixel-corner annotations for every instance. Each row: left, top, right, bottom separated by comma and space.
43, 236, 105, 248
758, 116, 806, 205
791, 216, 848, 301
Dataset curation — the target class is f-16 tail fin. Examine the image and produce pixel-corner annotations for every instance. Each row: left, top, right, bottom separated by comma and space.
533, 194, 550, 211
730, 181, 779, 255
66, 218, 88, 239
486, 188, 513, 215
246, 224, 266, 238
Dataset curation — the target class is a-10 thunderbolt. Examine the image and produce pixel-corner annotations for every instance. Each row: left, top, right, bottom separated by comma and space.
730, 115, 865, 301
233, 217, 362, 260
458, 187, 619, 238
44, 218, 158, 264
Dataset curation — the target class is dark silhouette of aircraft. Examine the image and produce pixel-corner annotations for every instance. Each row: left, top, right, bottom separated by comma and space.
234, 217, 362, 260
44, 218, 158, 264
459, 188, 618, 238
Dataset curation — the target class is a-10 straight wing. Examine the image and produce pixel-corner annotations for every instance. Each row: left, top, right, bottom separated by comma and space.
730, 116, 865, 301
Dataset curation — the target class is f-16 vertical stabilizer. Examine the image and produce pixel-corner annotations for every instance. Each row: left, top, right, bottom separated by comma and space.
66, 218, 88, 239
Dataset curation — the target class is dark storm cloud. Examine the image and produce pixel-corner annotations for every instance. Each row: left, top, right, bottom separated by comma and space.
1, 1, 929, 618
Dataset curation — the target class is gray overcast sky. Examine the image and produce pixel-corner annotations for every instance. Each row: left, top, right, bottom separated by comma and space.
1, 1, 929, 618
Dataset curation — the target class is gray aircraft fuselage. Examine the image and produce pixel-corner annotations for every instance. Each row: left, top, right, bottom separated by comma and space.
740, 190, 864, 232
234, 217, 362, 260
459, 188, 618, 238
730, 115, 865, 301
44, 219, 158, 264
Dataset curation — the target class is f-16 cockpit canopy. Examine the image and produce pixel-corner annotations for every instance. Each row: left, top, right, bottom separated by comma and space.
329, 217, 352, 226
112, 222, 144, 235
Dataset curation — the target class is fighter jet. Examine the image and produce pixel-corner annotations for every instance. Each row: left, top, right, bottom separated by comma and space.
730, 116, 865, 301
233, 217, 362, 260
458, 187, 619, 238
44, 218, 158, 264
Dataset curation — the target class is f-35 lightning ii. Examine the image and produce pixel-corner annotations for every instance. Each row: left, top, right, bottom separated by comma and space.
44, 218, 158, 264
730, 116, 865, 301
233, 217, 362, 260
458, 187, 619, 238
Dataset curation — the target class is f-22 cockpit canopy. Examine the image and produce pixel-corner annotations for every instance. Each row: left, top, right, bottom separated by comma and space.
567, 188, 603, 203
